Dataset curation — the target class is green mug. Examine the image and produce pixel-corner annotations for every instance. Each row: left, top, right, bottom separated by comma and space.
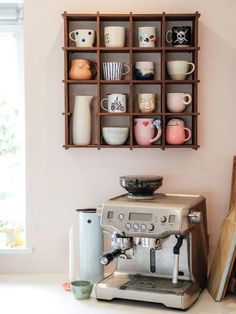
71, 280, 93, 300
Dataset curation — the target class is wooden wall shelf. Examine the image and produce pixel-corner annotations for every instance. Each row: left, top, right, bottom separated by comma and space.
62, 12, 200, 150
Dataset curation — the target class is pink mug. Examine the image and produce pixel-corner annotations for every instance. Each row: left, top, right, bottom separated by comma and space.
134, 118, 162, 145
166, 125, 191, 144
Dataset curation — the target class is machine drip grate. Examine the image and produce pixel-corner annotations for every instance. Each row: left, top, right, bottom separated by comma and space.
120, 276, 193, 295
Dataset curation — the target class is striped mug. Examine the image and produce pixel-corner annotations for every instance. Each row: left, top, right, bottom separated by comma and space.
102, 62, 130, 80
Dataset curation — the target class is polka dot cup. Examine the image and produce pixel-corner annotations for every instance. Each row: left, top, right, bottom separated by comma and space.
69, 29, 95, 47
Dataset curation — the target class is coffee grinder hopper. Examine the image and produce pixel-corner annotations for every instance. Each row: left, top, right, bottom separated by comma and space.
120, 175, 163, 199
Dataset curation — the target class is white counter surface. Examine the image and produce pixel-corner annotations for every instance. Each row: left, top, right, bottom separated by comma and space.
0, 274, 235, 314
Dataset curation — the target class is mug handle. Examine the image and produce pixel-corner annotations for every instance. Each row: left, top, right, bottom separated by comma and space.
166, 30, 172, 43
150, 119, 162, 143
91, 62, 97, 78
185, 62, 195, 75
69, 31, 76, 42
184, 127, 192, 142
183, 94, 192, 105
122, 63, 130, 76
101, 98, 109, 111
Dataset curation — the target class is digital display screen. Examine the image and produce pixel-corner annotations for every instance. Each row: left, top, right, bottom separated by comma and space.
129, 213, 152, 221
107, 211, 114, 219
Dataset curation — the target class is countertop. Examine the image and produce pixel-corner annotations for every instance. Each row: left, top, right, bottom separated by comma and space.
0, 274, 235, 314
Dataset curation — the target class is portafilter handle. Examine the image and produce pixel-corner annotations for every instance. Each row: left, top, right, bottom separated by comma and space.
100, 249, 121, 265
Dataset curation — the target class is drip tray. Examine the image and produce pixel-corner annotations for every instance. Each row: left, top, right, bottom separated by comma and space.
120, 276, 193, 295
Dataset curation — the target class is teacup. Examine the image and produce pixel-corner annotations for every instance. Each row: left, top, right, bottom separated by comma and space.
166, 26, 191, 47
166, 93, 192, 113
104, 26, 125, 47
138, 93, 156, 113
101, 93, 127, 113
134, 118, 162, 145
167, 60, 195, 80
166, 118, 191, 144
69, 29, 95, 47
138, 27, 157, 47
135, 61, 154, 80
71, 280, 93, 300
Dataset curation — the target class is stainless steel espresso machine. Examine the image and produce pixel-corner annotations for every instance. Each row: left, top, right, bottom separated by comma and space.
95, 176, 208, 309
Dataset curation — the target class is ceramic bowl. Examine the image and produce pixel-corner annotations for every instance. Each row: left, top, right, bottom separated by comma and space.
102, 127, 129, 145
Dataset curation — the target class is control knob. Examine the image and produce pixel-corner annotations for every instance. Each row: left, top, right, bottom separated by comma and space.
147, 223, 154, 231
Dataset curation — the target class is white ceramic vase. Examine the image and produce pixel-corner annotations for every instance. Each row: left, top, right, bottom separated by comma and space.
72, 95, 93, 145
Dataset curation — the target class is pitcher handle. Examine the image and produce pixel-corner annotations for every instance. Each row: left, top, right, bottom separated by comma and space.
101, 98, 109, 111
185, 62, 195, 75
150, 119, 162, 143
91, 62, 97, 78
166, 30, 172, 44
122, 63, 130, 76
69, 31, 76, 42
184, 127, 192, 142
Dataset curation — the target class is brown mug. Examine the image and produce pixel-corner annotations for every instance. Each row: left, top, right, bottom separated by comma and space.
69, 59, 97, 80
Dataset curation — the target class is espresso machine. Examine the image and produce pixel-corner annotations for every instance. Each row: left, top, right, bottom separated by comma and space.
95, 176, 208, 309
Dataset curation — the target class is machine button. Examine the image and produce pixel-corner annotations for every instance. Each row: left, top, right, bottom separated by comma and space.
147, 223, 154, 231
133, 223, 139, 230
118, 213, 124, 220
160, 216, 167, 223
140, 224, 147, 231
169, 215, 176, 224
125, 223, 132, 230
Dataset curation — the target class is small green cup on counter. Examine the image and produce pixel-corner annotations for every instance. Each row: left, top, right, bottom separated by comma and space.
71, 280, 93, 300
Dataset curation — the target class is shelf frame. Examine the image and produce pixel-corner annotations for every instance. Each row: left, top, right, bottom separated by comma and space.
62, 11, 200, 150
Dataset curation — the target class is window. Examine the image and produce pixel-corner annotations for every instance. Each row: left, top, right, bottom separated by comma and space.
0, 3, 25, 248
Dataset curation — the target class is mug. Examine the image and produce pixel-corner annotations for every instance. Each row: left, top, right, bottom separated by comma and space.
71, 280, 93, 300
167, 60, 195, 80
134, 118, 162, 145
138, 93, 156, 113
135, 61, 154, 80
69, 59, 97, 80
104, 26, 125, 47
138, 27, 157, 47
166, 93, 192, 113
69, 29, 95, 47
101, 93, 127, 112
166, 26, 191, 47
102, 62, 130, 80
166, 118, 191, 144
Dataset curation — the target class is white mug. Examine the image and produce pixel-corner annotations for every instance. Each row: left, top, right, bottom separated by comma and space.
104, 26, 125, 47
69, 29, 95, 47
138, 27, 157, 47
138, 93, 156, 113
167, 60, 195, 80
167, 93, 192, 113
102, 62, 130, 80
101, 93, 127, 112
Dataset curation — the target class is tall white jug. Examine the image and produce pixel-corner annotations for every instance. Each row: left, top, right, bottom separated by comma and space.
72, 95, 93, 145
69, 209, 104, 284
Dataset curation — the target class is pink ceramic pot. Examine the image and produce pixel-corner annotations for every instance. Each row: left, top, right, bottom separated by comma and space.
134, 118, 162, 145
166, 125, 191, 144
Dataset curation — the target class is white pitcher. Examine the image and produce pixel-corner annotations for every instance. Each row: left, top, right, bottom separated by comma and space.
72, 95, 93, 145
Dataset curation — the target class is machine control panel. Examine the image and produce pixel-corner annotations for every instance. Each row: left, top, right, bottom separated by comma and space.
101, 205, 185, 237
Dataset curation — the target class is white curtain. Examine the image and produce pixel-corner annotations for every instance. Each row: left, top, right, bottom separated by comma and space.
0, 3, 23, 24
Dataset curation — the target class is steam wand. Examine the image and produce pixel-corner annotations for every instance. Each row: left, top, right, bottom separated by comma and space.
172, 235, 183, 285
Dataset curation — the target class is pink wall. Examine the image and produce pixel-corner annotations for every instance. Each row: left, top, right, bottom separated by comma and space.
0, 0, 235, 273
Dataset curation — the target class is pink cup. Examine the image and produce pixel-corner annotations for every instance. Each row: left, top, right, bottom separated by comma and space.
166, 125, 191, 144
134, 118, 162, 145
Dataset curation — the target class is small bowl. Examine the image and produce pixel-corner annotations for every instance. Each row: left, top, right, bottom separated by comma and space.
71, 280, 93, 300
102, 127, 129, 145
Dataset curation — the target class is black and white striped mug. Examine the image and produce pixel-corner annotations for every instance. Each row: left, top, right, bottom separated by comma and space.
102, 62, 130, 80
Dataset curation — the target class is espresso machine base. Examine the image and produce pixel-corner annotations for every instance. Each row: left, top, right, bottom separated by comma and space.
95, 274, 200, 309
